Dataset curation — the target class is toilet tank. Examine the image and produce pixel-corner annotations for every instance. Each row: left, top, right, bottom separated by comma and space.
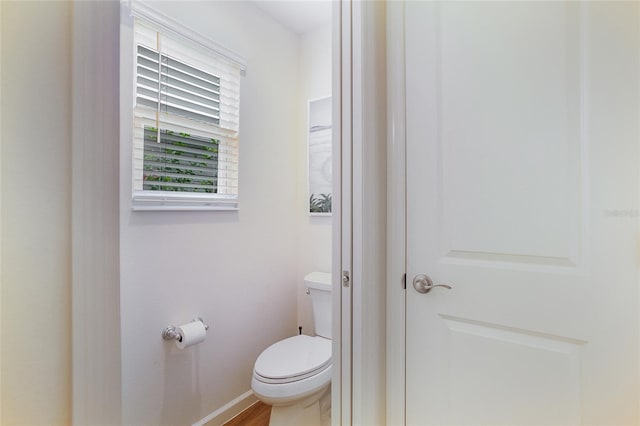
304, 272, 332, 339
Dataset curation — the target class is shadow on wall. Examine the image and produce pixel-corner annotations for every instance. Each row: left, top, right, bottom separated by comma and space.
161, 348, 202, 425
128, 211, 240, 228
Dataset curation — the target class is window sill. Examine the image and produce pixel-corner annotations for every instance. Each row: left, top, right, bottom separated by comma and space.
132, 191, 239, 211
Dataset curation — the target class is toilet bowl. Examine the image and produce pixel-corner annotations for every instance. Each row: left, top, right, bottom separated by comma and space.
251, 272, 332, 426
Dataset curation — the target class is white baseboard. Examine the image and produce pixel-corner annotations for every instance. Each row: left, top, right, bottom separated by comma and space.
193, 390, 258, 426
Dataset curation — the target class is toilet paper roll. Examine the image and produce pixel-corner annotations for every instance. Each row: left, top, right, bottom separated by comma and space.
176, 320, 207, 349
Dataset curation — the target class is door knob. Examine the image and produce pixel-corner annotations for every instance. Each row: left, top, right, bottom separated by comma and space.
412, 274, 452, 294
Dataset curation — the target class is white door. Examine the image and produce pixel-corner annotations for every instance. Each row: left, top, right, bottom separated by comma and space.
404, 1, 640, 425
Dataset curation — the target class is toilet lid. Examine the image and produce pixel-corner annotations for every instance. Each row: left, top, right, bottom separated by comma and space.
254, 335, 331, 381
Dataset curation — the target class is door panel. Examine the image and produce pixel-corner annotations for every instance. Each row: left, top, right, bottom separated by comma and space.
438, 2, 582, 264
444, 316, 583, 425
405, 1, 639, 425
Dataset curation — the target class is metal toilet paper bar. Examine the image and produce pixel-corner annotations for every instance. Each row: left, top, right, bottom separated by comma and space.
162, 317, 210, 342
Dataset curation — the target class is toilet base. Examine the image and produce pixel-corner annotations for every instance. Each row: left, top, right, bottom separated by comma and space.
268, 387, 331, 426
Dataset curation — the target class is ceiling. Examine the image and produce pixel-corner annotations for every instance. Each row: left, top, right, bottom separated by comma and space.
250, 1, 333, 36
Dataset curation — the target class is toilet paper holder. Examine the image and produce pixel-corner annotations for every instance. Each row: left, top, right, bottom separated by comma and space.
162, 317, 210, 342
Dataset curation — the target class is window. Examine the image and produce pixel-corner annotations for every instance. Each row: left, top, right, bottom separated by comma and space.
131, 10, 244, 210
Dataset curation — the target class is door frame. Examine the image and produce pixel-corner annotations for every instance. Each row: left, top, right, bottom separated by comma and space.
334, 0, 388, 425
386, 1, 407, 425
71, 1, 122, 424
333, 1, 351, 423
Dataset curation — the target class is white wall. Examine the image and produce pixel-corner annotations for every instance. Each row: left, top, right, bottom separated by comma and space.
296, 23, 333, 336
119, 2, 321, 424
0, 1, 72, 424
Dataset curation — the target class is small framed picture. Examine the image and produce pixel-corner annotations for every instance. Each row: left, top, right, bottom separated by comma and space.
308, 96, 332, 215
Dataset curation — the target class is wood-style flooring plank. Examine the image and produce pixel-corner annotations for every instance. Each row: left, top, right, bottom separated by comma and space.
223, 401, 271, 426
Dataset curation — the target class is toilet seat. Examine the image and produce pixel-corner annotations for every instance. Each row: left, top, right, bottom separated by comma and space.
253, 335, 331, 384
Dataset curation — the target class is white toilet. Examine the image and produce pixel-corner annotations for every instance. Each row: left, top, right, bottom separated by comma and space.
251, 272, 332, 426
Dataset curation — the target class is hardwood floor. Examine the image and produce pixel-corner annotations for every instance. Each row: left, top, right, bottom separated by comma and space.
223, 401, 271, 426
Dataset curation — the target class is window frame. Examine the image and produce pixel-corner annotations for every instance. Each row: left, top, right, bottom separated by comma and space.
125, 1, 246, 211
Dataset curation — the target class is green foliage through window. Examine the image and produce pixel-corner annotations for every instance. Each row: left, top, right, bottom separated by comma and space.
143, 126, 219, 193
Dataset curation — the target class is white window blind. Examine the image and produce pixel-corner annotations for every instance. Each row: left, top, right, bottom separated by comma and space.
132, 18, 242, 210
